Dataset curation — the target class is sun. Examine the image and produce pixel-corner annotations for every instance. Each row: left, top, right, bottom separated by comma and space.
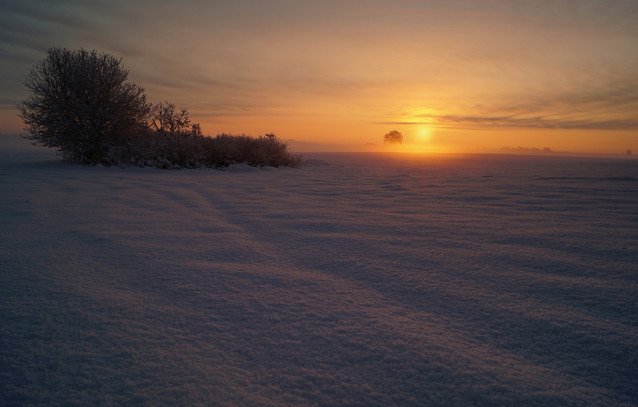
386, 125, 435, 154
415, 124, 431, 143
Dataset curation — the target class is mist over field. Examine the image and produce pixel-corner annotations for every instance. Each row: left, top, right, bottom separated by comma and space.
1, 136, 637, 406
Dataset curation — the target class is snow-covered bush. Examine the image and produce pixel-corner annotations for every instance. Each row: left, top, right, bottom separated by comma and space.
208, 133, 301, 168
102, 131, 300, 169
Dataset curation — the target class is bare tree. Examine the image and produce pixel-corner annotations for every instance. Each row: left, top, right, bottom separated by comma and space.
17, 48, 151, 164
151, 101, 192, 136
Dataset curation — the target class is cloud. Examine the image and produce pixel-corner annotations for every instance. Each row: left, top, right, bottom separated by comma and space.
403, 116, 638, 131
381, 114, 638, 131
380, 71, 638, 131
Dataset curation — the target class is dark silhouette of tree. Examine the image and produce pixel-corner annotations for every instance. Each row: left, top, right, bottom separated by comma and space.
384, 130, 403, 144
151, 101, 192, 136
17, 48, 150, 164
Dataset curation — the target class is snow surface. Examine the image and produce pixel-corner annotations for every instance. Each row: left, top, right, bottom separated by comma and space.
1, 136, 637, 406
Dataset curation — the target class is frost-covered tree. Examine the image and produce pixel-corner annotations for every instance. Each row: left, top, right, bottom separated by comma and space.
17, 48, 151, 164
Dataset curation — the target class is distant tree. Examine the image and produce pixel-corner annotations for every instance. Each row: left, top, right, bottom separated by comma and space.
17, 48, 151, 164
627, 149, 632, 156
384, 130, 403, 144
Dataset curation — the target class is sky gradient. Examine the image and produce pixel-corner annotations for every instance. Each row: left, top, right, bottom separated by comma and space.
2, 0, 637, 153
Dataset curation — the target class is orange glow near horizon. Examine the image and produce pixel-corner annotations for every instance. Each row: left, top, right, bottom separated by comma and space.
181, 75, 638, 154
189, 111, 637, 155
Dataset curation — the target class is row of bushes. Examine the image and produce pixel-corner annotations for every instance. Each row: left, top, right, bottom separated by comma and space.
105, 132, 301, 169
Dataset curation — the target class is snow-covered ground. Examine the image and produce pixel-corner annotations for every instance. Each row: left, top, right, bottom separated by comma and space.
1, 136, 637, 406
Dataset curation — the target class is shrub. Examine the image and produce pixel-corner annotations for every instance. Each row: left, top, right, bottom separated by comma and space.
103, 131, 300, 169
18, 48, 151, 164
208, 133, 301, 168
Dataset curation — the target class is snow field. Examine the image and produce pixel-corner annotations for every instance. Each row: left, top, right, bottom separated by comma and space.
1, 139, 637, 406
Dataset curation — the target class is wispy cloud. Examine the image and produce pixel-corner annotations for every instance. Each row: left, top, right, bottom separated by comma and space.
381, 116, 638, 131
381, 72, 638, 131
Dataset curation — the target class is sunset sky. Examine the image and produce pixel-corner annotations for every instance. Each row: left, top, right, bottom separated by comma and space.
1, 0, 637, 153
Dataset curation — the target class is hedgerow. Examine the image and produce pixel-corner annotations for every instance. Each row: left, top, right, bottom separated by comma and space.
105, 131, 301, 169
